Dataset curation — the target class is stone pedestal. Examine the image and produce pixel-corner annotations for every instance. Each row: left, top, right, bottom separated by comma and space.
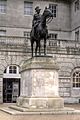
17, 56, 64, 109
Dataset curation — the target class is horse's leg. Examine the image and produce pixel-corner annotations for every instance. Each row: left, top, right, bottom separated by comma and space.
31, 39, 34, 57
35, 41, 38, 56
44, 38, 46, 55
39, 40, 41, 56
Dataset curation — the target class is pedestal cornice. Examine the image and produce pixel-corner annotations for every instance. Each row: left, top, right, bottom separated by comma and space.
21, 56, 59, 72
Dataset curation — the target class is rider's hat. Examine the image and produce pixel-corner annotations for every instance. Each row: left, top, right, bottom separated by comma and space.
35, 6, 41, 12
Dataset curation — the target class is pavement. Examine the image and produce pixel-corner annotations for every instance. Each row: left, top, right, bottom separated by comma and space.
0, 104, 80, 120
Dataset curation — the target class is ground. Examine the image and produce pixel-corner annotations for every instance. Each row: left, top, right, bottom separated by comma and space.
0, 104, 80, 120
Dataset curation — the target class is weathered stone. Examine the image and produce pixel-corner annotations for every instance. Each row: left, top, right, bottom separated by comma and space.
17, 56, 64, 109
0, 0, 80, 104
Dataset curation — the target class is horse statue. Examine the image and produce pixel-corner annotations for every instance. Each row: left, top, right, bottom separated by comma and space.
30, 7, 53, 57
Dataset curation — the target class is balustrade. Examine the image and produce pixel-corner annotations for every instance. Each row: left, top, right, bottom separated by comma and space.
0, 36, 80, 54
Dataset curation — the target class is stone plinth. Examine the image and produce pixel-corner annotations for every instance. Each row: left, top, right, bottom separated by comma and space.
17, 56, 64, 109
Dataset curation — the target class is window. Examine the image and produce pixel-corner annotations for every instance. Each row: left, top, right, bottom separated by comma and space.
4, 68, 6, 73
72, 71, 80, 88
24, 31, 30, 38
49, 4, 57, 17
49, 33, 57, 39
24, 1, 33, 15
75, 30, 79, 41
0, 0, 7, 13
9, 66, 17, 74
0, 30, 6, 36
4, 65, 20, 75
48, 33, 57, 46
75, 0, 79, 12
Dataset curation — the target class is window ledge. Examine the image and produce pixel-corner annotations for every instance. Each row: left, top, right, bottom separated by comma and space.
72, 88, 80, 89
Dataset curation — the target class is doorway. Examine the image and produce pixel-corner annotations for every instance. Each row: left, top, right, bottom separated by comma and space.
3, 78, 20, 103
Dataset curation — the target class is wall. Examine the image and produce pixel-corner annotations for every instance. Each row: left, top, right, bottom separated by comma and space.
0, 0, 80, 103
0, 49, 80, 103
0, 0, 71, 40
71, 0, 80, 40
55, 53, 80, 103
0, 50, 29, 103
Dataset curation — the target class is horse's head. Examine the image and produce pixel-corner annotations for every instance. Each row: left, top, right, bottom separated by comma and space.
43, 7, 53, 19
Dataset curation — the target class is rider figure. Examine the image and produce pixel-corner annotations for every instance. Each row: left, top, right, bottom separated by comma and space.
32, 6, 41, 36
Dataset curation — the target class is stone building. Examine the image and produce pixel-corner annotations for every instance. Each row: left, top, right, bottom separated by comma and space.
0, 0, 80, 103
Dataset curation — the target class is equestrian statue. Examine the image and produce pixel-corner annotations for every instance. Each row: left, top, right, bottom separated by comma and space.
30, 6, 53, 57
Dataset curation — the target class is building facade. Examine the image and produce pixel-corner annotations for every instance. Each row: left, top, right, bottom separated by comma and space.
0, 0, 80, 103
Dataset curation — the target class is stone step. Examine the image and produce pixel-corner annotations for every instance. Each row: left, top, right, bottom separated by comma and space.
0, 106, 80, 115
0, 107, 22, 115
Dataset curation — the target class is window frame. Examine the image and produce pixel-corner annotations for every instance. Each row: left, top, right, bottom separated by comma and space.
0, 0, 7, 14
0, 30, 6, 36
75, 0, 79, 12
72, 71, 80, 88
75, 30, 79, 41
24, 1, 33, 16
49, 4, 57, 17
9, 66, 17, 74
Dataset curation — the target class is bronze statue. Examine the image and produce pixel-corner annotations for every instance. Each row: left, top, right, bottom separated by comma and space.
32, 6, 41, 36
30, 6, 53, 57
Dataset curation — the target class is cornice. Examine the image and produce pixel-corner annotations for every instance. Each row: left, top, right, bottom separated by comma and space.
38, 0, 71, 3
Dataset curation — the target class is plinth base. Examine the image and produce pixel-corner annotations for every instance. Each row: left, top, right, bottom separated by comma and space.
16, 96, 64, 109
1, 105, 80, 115
18, 57, 64, 112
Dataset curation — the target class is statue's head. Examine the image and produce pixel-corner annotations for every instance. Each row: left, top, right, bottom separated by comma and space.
35, 6, 41, 13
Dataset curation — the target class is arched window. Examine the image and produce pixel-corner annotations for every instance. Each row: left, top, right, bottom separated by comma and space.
4, 68, 6, 73
73, 71, 80, 88
9, 66, 17, 74
4, 65, 20, 74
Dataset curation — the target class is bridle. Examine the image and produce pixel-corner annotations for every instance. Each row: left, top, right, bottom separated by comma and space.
46, 17, 53, 24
